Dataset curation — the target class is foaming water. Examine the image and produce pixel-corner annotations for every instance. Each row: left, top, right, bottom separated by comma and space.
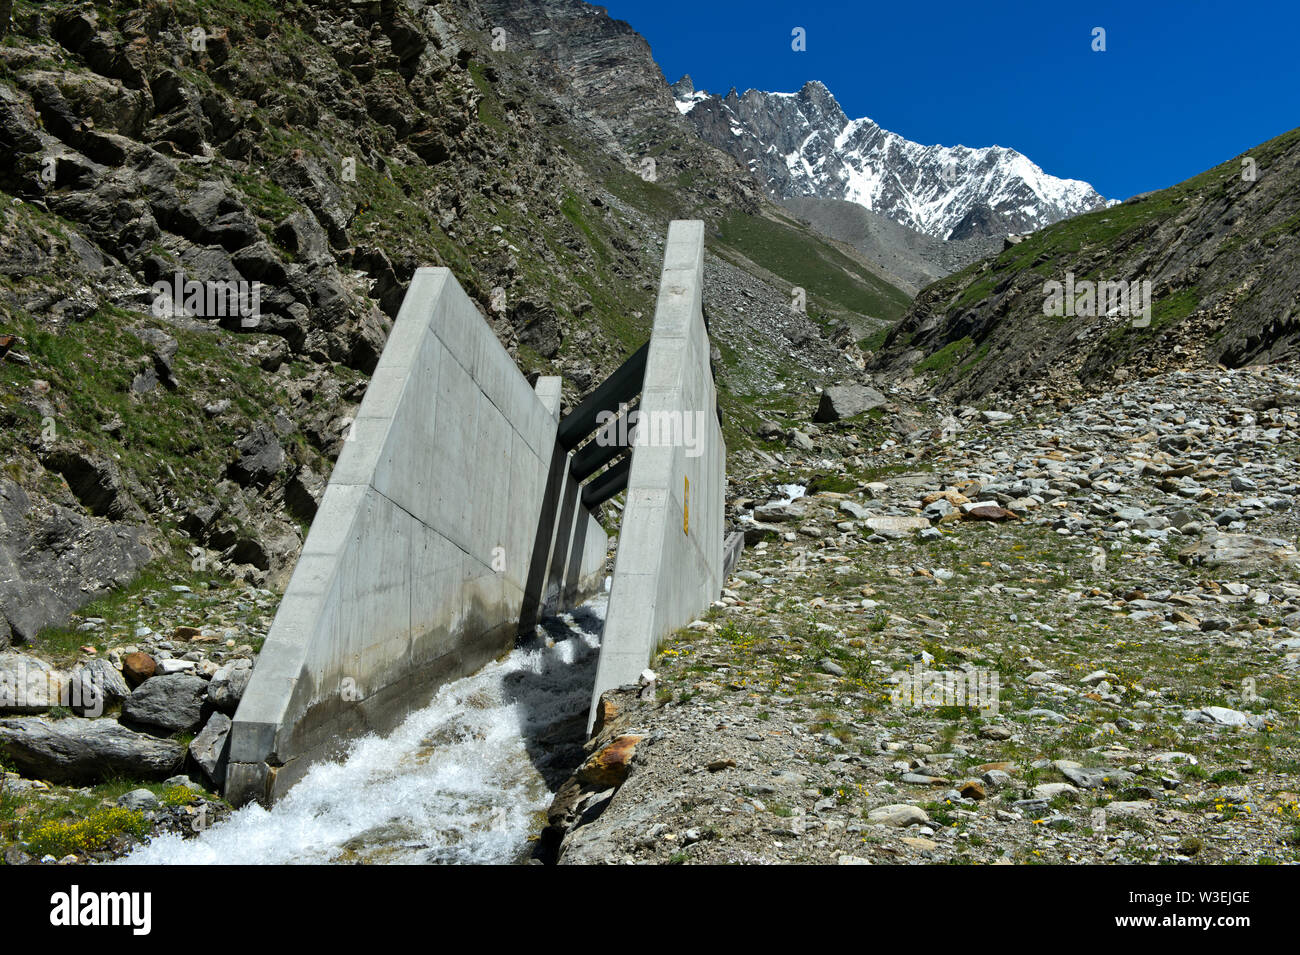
121, 596, 606, 865
775, 483, 806, 505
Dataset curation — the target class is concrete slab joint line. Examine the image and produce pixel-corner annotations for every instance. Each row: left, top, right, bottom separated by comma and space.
588, 220, 726, 729
225, 267, 607, 807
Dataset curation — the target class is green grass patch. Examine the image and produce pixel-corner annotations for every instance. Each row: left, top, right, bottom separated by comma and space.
712, 211, 911, 322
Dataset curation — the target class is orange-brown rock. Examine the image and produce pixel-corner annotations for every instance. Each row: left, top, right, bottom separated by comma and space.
122, 651, 156, 688
577, 734, 643, 787
922, 490, 970, 506
960, 780, 987, 800
592, 697, 619, 734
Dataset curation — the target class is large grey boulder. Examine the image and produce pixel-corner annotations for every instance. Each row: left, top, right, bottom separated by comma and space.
813, 384, 887, 423
121, 673, 208, 733
0, 717, 184, 783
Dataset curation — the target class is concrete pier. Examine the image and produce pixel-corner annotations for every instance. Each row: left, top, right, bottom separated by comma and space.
226, 268, 607, 806
588, 220, 726, 723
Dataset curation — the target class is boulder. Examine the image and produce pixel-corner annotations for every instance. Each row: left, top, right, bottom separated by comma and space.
813, 384, 887, 423
118, 788, 160, 811
0, 716, 184, 783
865, 515, 930, 539
228, 425, 285, 486
576, 734, 642, 787
1178, 532, 1299, 569
40, 448, 141, 520
121, 673, 208, 733
67, 658, 131, 714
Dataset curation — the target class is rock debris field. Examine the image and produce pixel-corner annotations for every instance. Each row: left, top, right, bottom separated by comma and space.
547, 363, 1300, 864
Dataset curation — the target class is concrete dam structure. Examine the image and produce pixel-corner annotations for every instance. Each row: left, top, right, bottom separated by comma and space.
226, 221, 728, 807
588, 220, 727, 721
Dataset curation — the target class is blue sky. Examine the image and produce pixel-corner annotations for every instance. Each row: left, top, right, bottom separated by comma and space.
600, 0, 1299, 200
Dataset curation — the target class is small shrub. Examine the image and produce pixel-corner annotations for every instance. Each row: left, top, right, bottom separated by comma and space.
24, 808, 150, 858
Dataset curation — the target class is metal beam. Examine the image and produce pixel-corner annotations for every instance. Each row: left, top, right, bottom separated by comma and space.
557, 342, 648, 450
581, 455, 631, 509
569, 401, 639, 482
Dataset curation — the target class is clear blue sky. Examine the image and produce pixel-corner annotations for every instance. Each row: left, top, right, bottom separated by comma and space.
600, 0, 1300, 200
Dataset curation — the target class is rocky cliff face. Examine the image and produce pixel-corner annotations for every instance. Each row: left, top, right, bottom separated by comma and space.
677, 78, 1109, 240
869, 127, 1300, 401
0, 0, 875, 644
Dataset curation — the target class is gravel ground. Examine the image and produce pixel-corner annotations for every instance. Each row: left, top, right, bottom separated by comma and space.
546, 362, 1300, 864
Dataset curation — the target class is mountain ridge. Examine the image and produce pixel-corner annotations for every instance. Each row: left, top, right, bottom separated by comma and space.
675, 76, 1110, 241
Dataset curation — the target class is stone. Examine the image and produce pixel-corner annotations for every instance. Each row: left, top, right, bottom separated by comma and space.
190, 711, 232, 787
813, 384, 887, 423
982, 769, 1013, 790
0, 651, 67, 713
206, 663, 252, 713
122, 652, 156, 688
1059, 766, 1136, 789
157, 658, 197, 674
839, 500, 869, 519
867, 803, 929, 827
788, 430, 815, 452
963, 503, 1019, 522
959, 779, 987, 800
228, 425, 285, 486
592, 697, 619, 734
0, 717, 184, 783
1183, 706, 1265, 729
39, 448, 141, 520
1178, 532, 1299, 569
1032, 782, 1079, 800
901, 836, 939, 851
66, 658, 131, 713
865, 515, 930, 538
121, 673, 208, 734
117, 787, 160, 811
577, 734, 643, 787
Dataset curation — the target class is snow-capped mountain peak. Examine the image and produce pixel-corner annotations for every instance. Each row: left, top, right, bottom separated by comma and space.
675, 79, 1107, 240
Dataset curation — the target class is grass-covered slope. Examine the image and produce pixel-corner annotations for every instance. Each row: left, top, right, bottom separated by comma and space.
871, 127, 1300, 400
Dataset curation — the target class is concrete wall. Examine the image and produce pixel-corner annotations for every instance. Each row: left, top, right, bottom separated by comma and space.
227, 268, 607, 806
589, 221, 725, 722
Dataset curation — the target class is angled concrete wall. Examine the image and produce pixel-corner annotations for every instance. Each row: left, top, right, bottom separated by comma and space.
589, 220, 725, 722
226, 268, 607, 806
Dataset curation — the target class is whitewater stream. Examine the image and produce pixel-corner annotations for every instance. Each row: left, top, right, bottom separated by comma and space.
122, 595, 607, 865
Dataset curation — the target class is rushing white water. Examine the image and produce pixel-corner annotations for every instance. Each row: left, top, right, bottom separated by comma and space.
774, 483, 806, 505
121, 596, 606, 865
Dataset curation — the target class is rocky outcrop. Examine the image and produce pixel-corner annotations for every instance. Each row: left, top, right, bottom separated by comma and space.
870, 127, 1300, 400
0, 479, 152, 647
